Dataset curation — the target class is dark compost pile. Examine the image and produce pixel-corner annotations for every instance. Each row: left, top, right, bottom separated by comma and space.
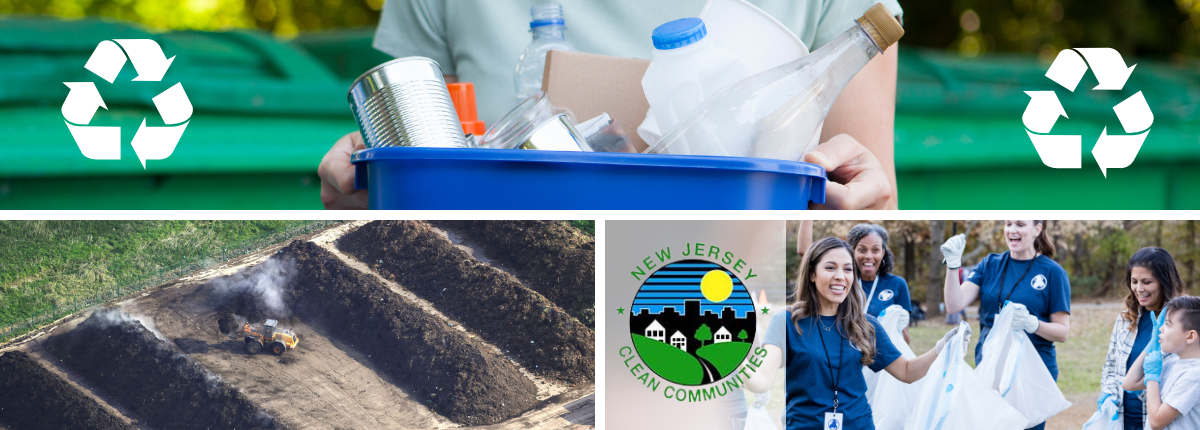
45, 309, 286, 430
432, 220, 595, 328
337, 221, 595, 384
0, 350, 136, 430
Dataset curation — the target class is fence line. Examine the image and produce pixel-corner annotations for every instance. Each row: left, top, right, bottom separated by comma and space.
0, 220, 340, 343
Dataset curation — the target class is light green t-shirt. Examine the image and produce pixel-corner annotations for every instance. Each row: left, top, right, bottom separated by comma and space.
373, 0, 903, 125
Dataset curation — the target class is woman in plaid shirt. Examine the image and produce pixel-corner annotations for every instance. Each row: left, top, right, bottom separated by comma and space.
1100, 247, 1186, 430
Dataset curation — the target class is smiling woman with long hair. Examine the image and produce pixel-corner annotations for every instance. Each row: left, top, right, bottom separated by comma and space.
749, 237, 967, 430
1098, 247, 1185, 430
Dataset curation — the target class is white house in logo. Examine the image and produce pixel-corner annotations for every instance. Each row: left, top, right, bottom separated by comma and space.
714, 326, 732, 343
878, 289, 894, 301
670, 331, 687, 350
1031, 274, 1049, 291
646, 320, 666, 342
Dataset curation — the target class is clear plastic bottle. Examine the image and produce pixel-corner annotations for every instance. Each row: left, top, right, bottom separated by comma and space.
514, 4, 577, 100
645, 4, 904, 161
641, 17, 749, 155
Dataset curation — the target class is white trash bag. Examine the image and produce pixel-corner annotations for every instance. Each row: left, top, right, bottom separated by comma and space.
904, 322, 1028, 430
865, 305, 922, 430
975, 303, 1072, 427
1081, 396, 1120, 430
744, 391, 777, 430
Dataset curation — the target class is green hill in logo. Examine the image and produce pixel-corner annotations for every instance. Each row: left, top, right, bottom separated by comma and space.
697, 341, 753, 377
632, 333, 705, 385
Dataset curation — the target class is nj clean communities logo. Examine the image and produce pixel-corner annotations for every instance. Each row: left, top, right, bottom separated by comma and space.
63, 39, 192, 168
1023, 47, 1152, 176
617, 243, 769, 403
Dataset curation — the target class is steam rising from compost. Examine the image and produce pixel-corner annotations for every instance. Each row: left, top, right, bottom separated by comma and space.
211, 257, 295, 318
87, 307, 167, 341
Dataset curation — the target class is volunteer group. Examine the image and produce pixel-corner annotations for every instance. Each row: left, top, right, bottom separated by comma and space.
750, 220, 1200, 430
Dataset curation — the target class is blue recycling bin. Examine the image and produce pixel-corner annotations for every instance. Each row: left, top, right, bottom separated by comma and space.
351, 147, 826, 210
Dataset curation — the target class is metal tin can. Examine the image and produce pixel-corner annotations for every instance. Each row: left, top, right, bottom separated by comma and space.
519, 114, 588, 151
348, 57, 467, 148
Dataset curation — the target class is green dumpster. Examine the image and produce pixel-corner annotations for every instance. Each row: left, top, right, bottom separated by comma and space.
0, 17, 365, 209
2, 17, 1197, 209
894, 49, 1200, 209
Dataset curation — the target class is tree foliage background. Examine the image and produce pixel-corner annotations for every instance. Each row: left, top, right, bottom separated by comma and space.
1, 0, 1197, 58
787, 220, 1200, 317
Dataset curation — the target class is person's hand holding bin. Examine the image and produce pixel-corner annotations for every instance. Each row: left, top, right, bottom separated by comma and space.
803, 134, 893, 210
318, 132, 369, 210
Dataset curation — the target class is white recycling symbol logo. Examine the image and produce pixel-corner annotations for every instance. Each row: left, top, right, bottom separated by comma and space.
62, 39, 191, 168
1023, 48, 1153, 177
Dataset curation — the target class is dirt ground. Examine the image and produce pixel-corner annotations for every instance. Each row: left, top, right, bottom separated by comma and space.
0, 221, 595, 430
125, 276, 451, 430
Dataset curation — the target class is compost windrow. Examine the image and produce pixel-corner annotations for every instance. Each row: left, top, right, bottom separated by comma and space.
431, 220, 595, 328
0, 350, 136, 430
337, 221, 595, 384
215, 241, 538, 426
45, 309, 285, 430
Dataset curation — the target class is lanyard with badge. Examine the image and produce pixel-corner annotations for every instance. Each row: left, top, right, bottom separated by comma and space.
816, 317, 845, 429
995, 252, 1039, 315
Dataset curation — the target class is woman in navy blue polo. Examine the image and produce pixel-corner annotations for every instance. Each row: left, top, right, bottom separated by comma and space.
847, 223, 912, 343
783, 237, 967, 430
941, 220, 1071, 430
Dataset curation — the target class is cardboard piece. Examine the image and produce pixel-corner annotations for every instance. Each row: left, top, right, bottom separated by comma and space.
542, 50, 651, 151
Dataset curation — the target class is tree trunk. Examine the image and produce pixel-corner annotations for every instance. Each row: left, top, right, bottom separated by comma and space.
1189, 221, 1196, 293
927, 221, 946, 318
1075, 233, 1094, 281
905, 237, 916, 287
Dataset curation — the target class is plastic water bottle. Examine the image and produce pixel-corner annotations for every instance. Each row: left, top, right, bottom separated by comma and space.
514, 4, 576, 99
640, 18, 749, 155
645, 4, 904, 161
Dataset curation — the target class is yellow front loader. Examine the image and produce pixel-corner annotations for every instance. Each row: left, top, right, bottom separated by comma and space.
242, 319, 299, 356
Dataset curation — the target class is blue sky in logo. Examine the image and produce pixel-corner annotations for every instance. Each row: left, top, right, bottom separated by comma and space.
633, 261, 755, 318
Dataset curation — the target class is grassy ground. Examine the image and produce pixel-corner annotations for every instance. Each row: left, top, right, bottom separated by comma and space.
909, 302, 1120, 429
569, 220, 595, 236
0, 220, 320, 328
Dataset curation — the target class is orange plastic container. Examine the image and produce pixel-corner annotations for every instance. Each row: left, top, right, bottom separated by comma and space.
446, 83, 486, 136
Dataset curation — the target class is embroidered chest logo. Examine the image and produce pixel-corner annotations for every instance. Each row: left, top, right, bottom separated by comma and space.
1031, 274, 1048, 291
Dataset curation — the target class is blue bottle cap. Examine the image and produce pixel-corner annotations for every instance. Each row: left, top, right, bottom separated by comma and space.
651, 17, 707, 50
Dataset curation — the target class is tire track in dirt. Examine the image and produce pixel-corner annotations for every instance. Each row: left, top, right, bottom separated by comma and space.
126, 281, 452, 430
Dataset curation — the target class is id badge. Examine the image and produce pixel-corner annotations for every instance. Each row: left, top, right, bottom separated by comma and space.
824, 412, 843, 430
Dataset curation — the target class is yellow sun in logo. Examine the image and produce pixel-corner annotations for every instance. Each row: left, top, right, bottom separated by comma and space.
700, 269, 733, 302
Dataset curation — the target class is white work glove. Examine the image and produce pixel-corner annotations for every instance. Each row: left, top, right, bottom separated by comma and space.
940, 234, 966, 269
1010, 303, 1041, 334
751, 391, 771, 408
935, 324, 972, 356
